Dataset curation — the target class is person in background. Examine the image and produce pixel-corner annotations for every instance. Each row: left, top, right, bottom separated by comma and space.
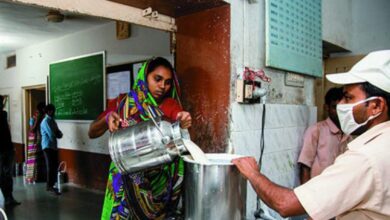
0, 95, 21, 206
26, 102, 45, 184
298, 87, 351, 184
89, 57, 192, 220
40, 104, 62, 195
232, 50, 390, 219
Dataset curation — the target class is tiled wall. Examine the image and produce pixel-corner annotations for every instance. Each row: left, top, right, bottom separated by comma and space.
231, 103, 316, 219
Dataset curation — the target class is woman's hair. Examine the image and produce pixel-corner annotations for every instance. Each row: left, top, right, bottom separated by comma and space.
146, 57, 174, 76
37, 102, 46, 113
44, 104, 56, 113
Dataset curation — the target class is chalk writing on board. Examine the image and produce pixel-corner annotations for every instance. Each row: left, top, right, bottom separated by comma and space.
53, 75, 101, 93
50, 52, 105, 120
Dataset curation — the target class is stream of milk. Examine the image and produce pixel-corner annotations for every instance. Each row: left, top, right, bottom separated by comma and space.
183, 139, 210, 164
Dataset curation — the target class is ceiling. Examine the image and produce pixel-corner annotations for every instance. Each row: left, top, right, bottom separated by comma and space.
0, 0, 227, 55
108, 0, 227, 17
0, 1, 110, 55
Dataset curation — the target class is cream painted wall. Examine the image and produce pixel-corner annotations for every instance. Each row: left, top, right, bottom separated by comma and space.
322, 0, 352, 49
349, 0, 390, 54
230, 0, 315, 106
323, 0, 390, 54
0, 21, 171, 154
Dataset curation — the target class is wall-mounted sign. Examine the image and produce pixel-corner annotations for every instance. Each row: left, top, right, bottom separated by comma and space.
266, 0, 322, 77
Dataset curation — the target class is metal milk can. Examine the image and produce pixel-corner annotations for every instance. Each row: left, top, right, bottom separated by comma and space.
183, 153, 247, 220
109, 118, 189, 174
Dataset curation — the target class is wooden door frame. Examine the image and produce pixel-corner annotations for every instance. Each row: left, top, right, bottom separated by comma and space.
22, 84, 46, 162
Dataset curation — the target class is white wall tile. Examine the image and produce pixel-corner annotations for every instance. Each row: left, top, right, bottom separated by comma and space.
231, 103, 264, 132
231, 131, 261, 157
231, 104, 316, 219
264, 104, 284, 129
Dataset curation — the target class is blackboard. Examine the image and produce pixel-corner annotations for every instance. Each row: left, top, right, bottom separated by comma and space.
49, 52, 105, 120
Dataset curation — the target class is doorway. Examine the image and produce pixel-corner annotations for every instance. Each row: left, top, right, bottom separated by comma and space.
23, 85, 46, 182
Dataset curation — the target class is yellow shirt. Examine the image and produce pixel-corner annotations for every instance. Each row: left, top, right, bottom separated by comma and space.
294, 121, 390, 220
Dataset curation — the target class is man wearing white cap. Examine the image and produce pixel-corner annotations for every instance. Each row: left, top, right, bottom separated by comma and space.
232, 50, 390, 219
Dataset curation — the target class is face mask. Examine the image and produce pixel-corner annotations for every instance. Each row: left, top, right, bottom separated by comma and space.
337, 96, 381, 135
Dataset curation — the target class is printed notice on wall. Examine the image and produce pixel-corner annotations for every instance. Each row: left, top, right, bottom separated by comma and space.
107, 71, 130, 99
265, 0, 322, 77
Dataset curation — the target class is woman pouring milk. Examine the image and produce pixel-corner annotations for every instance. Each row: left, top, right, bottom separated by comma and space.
88, 57, 192, 220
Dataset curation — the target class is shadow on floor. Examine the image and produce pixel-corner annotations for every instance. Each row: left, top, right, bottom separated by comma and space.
1, 176, 104, 220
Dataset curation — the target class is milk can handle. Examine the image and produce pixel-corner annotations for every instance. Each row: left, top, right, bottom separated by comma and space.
146, 108, 171, 144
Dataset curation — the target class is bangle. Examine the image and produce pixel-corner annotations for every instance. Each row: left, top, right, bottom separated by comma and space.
105, 111, 112, 126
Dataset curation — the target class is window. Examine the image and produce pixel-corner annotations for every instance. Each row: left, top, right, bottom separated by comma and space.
6, 55, 16, 68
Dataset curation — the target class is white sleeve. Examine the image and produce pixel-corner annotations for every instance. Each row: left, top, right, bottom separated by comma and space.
294, 151, 376, 220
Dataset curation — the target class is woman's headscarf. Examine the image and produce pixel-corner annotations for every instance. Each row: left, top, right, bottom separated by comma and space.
116, 57, 181, 124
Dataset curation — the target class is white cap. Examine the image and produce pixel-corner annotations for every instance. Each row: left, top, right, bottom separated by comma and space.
326, 50, 390, 93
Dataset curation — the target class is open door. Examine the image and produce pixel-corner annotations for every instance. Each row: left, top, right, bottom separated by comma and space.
23, 85, 46, 181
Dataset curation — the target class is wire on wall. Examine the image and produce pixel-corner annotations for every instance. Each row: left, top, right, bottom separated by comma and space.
253, 102, 270, 220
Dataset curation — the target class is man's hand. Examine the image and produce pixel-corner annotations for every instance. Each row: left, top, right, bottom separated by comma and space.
233, 156, 306, 217
107, 112, 122, 132
176, 111, 192, 129
232, 157, 260, 180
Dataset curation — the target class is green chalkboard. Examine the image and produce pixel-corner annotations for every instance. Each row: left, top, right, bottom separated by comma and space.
49, 52, 105, 120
